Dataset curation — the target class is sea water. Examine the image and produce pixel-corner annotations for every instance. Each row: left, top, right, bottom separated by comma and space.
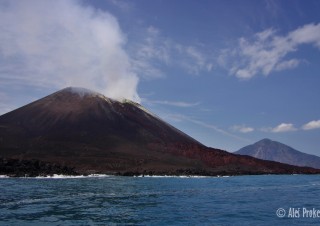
1, 175, 320, 225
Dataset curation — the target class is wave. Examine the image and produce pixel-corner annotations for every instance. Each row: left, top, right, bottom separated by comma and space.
134, 175, 210, 178
0, 174, 112, 179
0, 174, 232, 179
35, 174, 112, 179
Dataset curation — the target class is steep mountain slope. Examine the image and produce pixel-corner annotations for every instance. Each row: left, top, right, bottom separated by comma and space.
235, 138, 320, 169
0, 88, 319, 176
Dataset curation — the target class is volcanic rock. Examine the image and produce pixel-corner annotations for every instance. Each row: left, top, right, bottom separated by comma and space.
0, 87, 319, 176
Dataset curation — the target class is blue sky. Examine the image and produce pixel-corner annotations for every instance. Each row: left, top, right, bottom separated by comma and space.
0, 0, 320, 154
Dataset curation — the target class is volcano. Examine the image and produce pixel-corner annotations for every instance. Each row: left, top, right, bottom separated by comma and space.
0, 87, 318, 176
235, 139, 320, 169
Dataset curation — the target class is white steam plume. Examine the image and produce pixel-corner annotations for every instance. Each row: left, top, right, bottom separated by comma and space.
0, 0, 140, 102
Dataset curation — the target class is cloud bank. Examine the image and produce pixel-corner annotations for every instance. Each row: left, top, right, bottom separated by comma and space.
302, 120, 320, 130
0, 0, 140, 101
145, 99, 200, 108
260, 123, 297, 133
131, 26, 213, 79
222, 23, 320, 79
231, 125, 254, 133
270, 123, 297, 133
166, 114, 251, 142
246, 120, 320, 133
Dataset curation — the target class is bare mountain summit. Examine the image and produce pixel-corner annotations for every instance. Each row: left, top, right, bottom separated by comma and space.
0, 88, 319, 176
235, 139, 320, 169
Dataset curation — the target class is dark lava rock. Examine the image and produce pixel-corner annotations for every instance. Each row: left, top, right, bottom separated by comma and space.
0, 158, 78, 177
0, 87, 319, 176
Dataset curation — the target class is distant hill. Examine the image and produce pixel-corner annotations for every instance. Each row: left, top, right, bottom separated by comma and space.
0, 88, 319, 176
235, 139, 320, 169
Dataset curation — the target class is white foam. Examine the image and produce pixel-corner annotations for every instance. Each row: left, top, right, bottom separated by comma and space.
133, 175, 233, 178
0, 175, 9, 178
134, 175, 209, 178
35, 174, 111, 179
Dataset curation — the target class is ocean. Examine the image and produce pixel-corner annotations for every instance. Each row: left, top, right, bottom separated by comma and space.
1, 175, 320, 225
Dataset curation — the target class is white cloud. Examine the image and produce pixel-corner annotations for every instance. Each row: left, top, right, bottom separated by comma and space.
289, 23, 320, 47
187, 118, 251, 142
107, 0, 133, 12
231, 125, 254, 133
275, 59, 300, 71
267, 123, 297, 133
302, 120, 320, 130
130, 26, 169, 79
162, 113, 250, 142
0, 0, 140, 101
221, 23, 320, 79
131, 26, 213, 78
178, 45, 213, 75
145, 100, 200, 108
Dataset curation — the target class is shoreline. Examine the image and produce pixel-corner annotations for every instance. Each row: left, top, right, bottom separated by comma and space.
1, 173, 319, 179
0, 173, 222, 179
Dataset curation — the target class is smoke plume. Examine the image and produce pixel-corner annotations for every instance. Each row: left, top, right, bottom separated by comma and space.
0, 0, 140, 101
